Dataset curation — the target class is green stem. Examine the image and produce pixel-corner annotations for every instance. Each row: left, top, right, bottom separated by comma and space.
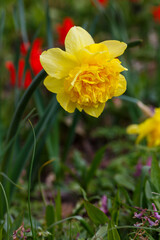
62, 109, 80, 163
118, 95, 139, 104
28, 120, 36, 240
6, 70, 47, 142
113, 225, 160, 233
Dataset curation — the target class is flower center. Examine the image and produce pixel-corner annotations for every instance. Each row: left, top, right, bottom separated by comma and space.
64, 59, 124, 107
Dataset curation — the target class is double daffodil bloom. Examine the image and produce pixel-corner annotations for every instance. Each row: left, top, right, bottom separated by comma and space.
127, 108, 160, 147
40, 26, 127, 117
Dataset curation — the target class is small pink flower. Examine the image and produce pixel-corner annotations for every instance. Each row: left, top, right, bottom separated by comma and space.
134, 211, 144, 219
134, 160, 143, 177
152, 203, 160, 220
100, 195, 108, 215
146, 157, 152, 167
144, 216, 159, 226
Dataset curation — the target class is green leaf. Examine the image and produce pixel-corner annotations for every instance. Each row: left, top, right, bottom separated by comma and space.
80, 187, 88, 201
84, 201, 109, 226
151, 156, 160, 193
6, 69, 47, 143
133, 166, 150, 207
7, 97, 58, 201
120, 187, 133, 205
92, 226, 108, 240
79, 218, 94, 236
0, 224, 3, 240
0, 9, 5, 49
111, 190, 120, 225
108, 221, 121, 240
18, 0, 28, 43
114, 174, 135, 191
55, 190, 62, 222
47, 216, 84, 229
45, 0, 54, 48
133, 178, 142, 206
145, 181, 153, 200
127, 39, 143, 48
45, 204, 55, 234
85, 145, 107, 189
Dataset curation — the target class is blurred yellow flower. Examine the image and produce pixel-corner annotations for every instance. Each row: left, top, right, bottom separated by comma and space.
40, 26, 127, 117
127, 108, 160, 147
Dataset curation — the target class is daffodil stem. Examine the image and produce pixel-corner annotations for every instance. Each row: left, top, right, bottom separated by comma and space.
6, 69, 47, 143
62, 109, 80, 164
118, 95, 139, 104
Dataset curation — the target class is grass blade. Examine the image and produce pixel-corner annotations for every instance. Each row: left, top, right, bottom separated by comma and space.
0, 9, 5, 49
46, 0, 54, 48
0, 183, 11, 240
18, 0, 28, 43
0, 173, 23, 190
27, 120, 36, 240
38, 159, 55, 206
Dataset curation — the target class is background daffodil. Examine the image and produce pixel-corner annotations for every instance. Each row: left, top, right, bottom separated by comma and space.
127, 108, 160, 147
40, 26, 127, 117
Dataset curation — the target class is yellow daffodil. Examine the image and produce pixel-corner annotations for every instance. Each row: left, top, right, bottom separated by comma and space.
40, 26, 127, 117
127, 108, 160, 147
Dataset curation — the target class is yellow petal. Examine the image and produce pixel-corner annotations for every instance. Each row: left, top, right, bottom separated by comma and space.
126, 124, 139, 134
83, 103, 105, 118
40, 48, 77, 79
76, 43, 110, 64
136, 134, 145, 144
114, 74, 127, 97
127, 124, 145, 144
65, 26, 95, 55
101, 40, 127, 58
44, 76, 64, 93
57, 92, 76, 113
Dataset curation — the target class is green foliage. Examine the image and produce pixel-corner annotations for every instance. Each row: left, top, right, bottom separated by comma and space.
85, 145, 107, 190
1, 0, 160, 239
108, 221, 121, 240
84, 201, 109, 226
151, 156, 160, 193
45, 204, 55, 238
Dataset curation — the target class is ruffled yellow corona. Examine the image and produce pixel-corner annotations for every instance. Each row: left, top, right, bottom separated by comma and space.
127, 108, 160, 147
40, 26, 127, 117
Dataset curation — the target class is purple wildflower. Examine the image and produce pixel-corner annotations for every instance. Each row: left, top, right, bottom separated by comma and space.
134, 160, 143, 177
146, 157, 152, 167
152, 203, 160, 220
100, 195, 108, 215
134, 157, 152, 177
76, 233, 80, 240
134, 209, 147, 219
144, 216, 159, 226
134, 211, 144, 219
